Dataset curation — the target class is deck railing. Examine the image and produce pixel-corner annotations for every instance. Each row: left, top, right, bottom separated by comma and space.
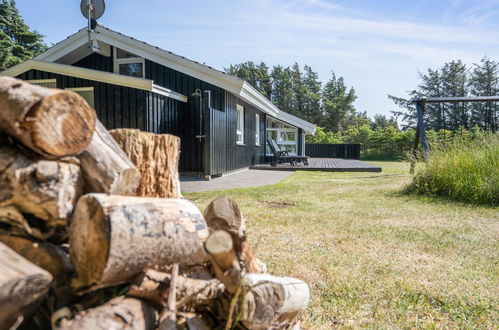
305, 143, 361, 159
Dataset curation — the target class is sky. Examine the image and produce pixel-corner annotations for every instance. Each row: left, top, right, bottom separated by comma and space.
16, 0, 499, 118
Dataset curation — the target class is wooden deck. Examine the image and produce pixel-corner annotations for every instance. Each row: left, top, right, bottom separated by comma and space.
250, 158, 382, 172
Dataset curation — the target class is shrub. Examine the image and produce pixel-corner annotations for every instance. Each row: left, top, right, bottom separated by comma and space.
405, 133, 499, 205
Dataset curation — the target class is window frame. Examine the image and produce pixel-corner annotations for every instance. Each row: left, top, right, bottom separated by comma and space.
266, 117, 298, 155
236, 104, 245, 145
255, 113, 260, 146
113, 48, 145, 78
25, 78, 57, 88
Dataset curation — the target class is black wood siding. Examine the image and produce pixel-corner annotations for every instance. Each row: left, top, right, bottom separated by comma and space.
16, 69, 184, 149
73, 52, 113, 72
305, 144, 361, 159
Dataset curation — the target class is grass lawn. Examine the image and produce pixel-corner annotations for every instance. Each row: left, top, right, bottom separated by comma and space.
184, 161, 499, 328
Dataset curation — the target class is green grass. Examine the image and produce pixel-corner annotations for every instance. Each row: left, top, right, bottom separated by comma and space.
184, 162, 499, 328
406, 134, 499, 205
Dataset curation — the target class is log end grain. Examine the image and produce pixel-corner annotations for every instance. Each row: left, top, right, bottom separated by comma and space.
68, 195, 110, 288
31, 91, 96, 157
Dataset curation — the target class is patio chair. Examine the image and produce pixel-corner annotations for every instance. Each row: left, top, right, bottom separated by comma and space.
267, 139, 309, 167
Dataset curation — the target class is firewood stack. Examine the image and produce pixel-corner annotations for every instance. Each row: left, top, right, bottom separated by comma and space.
0, 77, 310, 330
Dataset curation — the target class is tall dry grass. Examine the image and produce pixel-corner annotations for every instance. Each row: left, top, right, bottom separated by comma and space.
405, 133, 499, 205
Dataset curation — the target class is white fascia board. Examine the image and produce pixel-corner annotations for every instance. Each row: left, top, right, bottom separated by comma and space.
1, 60, 188, 103
152, 84, 188, 102
276, 111, 317, 134
35, 28, 88, 62
240, 82, 279, 117
93, 27, 245, 95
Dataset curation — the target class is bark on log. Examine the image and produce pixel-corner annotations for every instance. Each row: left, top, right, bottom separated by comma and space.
0, 144, 82, 229
78, 121, 141, 195
109, 129, 181, 198
128, 269, 224, 309
204, 196, 261, 273
238, 274, 310, 330
69, 194, 209, 289
0, 242, 53, 329
0, 234, 73, 287
55, 296, 156, 330
205, 231, 310, 329
0, 77, 96, 158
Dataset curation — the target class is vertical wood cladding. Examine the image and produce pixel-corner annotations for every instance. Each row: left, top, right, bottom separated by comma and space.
73, 52, 113, 72
208, 91, 266, 176
15, 69, 184, 151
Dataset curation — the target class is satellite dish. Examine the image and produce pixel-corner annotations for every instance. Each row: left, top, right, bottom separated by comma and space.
80, 0, 105, 20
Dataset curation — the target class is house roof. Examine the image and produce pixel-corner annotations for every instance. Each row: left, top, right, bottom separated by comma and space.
1, 60, 187, 102
16, 25, 316, 133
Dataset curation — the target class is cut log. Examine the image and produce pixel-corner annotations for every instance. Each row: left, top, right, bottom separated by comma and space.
78, 120, 141, 195
204, 196, 261, 273
0, 77, 96, 158
0, 144, 82, 229
109, 129, 181, 198
0, 242, 53, 329
69, 194, 209, 289
238, 274, 310, 330
205, 231, 310, 329
55, 296, 156, 330
128, 269, 224, 308
0, 234, 73, 287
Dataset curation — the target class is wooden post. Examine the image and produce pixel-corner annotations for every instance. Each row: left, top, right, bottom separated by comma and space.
0, 77, 96, 158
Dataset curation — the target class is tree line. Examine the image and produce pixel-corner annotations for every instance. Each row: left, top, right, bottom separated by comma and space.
225, 62, 362, 132
389, 57, 499, 132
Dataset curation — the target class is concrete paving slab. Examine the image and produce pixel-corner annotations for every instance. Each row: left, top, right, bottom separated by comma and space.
181, 169, 292, 193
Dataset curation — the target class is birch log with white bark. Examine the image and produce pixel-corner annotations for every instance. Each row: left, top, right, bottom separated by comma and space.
109, 129, 181, 198
204, 196, 261, 273
205, 231, 309, 329
78, 121, 141, 195
69, 194, 209, 289
55, 296, 156, 330
0, 242, 53, 329
0, 144, 81, 229
0, 77, 95, 157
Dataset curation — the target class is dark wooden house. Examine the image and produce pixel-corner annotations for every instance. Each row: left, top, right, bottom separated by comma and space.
2, 25, 316, 178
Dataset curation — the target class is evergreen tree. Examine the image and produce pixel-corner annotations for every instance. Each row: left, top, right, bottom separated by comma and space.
418, 68, 446, 129
441, 60, 468, 130
469, 57, 498, 131
270, 65, 293, 114
290, 62, 306, 118
321, 72, 357, 132
0, 0, 47, 70
303, 65, 322, 123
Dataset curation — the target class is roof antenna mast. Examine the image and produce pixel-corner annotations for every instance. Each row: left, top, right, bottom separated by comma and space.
80, 0, 106, 52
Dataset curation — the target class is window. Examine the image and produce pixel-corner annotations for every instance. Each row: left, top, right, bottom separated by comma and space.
266, 118, 298, 155
236, 104, 244, 144
255, 113, 260, 146
66, 87, 94, 108
113, 47, 145, 78
26, 79, 56, 88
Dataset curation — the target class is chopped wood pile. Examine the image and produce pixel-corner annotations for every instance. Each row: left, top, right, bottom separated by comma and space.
0, 77, 310, 330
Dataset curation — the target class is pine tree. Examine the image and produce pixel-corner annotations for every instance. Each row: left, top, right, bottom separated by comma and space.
290, 63, 306, 118
418, 68, 446, 129
303, 65, 322, 123
469, 56, 499, 131
321, 72, 357, 132
441, 60, 468, 130
270, 65, 293, 114
0, 0, 47, 70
